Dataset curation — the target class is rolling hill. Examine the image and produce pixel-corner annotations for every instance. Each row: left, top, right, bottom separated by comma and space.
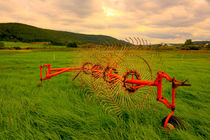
0, 23, 118, 45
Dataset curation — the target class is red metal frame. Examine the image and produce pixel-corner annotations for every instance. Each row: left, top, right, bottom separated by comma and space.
38, 64, 190, 128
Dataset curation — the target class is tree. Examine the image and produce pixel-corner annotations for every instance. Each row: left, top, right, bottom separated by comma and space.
67, 42, 77, 48
184, 39, 193, 45
206, 42, 210, 49
0, 42, 4, 49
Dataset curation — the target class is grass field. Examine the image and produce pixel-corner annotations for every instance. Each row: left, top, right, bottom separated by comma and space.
0, 49, 209, 139
2, 41, 66, 49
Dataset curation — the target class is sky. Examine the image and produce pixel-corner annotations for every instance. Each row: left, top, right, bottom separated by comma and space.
0, 0, 210, 44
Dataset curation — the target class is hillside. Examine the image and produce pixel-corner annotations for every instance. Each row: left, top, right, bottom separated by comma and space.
193, 41, 209, 45
0, 23, 118, 45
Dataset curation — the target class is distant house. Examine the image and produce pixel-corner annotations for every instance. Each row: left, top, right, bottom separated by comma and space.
160, 43, 168, 47
204, 43, 208, 46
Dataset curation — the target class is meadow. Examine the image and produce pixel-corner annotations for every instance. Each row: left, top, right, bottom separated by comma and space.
1, 41, 66, 49
0, 49, 209, 139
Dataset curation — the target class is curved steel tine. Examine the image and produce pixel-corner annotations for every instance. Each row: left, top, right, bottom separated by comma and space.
137, 37, 142, 46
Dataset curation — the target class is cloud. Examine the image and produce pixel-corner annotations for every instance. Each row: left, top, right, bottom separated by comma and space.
108, 24, 131, 29
0, 0, 210, 43
54, 0, 102, 18
143, 31, 192, 39
121, 0, 210, 28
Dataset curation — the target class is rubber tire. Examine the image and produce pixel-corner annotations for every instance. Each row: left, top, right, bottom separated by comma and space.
161, 116, 185, 130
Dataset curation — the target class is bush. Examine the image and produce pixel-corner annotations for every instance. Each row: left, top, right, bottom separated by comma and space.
182, 45, 201, 50
67, 42, 77, 48
206, 42, 210, 50
0, 42, 4, 48
13, 46, 21, 50
51, 41, 64, 46
182, 39, 201, 50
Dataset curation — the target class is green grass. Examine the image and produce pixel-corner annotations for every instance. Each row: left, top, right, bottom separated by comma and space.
0, 49, 209, 139
2, 41, 66, 49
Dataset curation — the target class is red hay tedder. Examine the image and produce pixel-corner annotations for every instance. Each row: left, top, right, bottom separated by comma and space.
38, 60, 191, 131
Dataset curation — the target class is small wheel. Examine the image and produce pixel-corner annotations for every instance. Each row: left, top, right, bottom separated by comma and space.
122, 70, 141, 93
91, 64, 104, 79
161, 116, 185, 130
103, 66, 118, 83
82, 62, 93, 74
